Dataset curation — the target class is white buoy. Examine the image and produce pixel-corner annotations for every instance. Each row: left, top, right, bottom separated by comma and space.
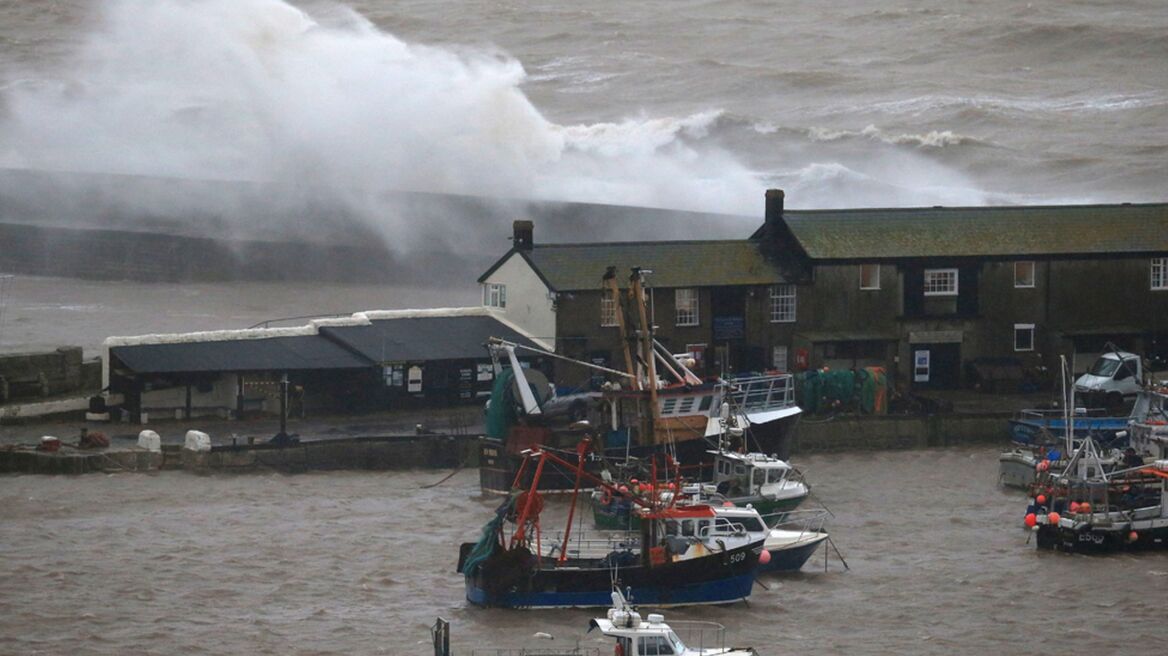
137, 430, 161, 453
183, 430, 211, 452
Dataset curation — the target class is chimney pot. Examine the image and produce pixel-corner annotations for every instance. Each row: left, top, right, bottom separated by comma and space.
765, 189, 785, 226
513, 220, 534, 251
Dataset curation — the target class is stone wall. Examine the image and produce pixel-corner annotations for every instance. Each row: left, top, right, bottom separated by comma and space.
0, 347, 85, 403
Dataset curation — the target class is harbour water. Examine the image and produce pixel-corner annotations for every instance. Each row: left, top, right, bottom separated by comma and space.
2, 447, 1165, 655
1, 1, 1167, 653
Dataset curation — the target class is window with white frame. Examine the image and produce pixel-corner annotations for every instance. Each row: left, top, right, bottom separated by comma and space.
770, 284, 796, 322
772, 345, 789, 372
923, 268, 958, 296
860, 264, 880, 290
600, 290, 617, 326
1014, 261, 1035, 288
675, 288, 699, 327
482, 283, 506, 308
1153, 257, 1167, 290
1014, 323, 1035, 352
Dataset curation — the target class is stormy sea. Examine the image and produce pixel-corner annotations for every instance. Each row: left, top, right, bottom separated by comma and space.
0, 2, 1166, 654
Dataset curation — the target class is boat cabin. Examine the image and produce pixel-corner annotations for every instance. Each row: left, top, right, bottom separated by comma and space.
589, 590, 755, 656
653, 505, 759, 562
709, 450, 796, 498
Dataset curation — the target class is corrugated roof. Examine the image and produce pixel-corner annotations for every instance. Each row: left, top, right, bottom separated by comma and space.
318, 314, 549, 363
782, 203, 1168, 259
524, 241, 783, 291
111, 335, 371, 374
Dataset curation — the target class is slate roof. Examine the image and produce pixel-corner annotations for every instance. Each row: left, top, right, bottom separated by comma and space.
487, 241, 784, 292
779, 203, 1168, 260
111, 335, 371, 374
317, 314, 548, 363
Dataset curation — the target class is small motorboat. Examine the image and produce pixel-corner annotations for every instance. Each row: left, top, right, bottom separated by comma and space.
430, 587, 761, 655
589, 588, 759, 656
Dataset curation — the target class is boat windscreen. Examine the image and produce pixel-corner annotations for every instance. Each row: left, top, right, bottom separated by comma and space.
1088, 358, 1121, 377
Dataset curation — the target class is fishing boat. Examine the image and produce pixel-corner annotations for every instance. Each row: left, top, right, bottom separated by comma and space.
591, 449, 811, 530
430, 587, 759, 655
703, 505, 833, 573
589, 588, 759, 656
457, 444, 763, 609
1007, 407, 1132, 448
479, 267, 801, 496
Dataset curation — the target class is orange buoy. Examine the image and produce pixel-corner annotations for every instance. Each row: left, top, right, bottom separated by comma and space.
1079, 502, 1091, 514
1047, 512, 1060, 524
1024, 513, 1037, 528
1036, 494, 1047, 505
759, 549, 772, 565
1129, 531, 1139, 542
1069, 502, 1081, 513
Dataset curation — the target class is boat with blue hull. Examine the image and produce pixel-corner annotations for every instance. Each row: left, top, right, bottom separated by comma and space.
463, 561, 757, 609
458, 446, 763, 609
1008, 408, 1132, 447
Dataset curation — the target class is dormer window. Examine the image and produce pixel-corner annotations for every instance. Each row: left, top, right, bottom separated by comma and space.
923, 269, 958, 296
483, 283, 506, 308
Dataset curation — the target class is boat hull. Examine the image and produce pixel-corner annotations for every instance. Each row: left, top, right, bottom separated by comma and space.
462, 540, 761, 609
1008, 418, 1130, 447
758, 532, 829, 573
1035, 517, 1168, 554
998, 450, 1037, 489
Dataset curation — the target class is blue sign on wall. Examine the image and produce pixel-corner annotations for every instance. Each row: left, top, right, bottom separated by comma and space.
713, 316, 745, 340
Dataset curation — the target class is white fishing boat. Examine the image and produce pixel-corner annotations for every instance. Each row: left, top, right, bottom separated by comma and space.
589, 588, 759, 656
431, 586, 759, 655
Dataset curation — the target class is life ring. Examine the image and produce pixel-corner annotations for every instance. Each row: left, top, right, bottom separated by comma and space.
601, 488, 614, 506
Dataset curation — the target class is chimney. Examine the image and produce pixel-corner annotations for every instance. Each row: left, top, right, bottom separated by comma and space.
764, 188, 785, 229
513, 220, 534, 251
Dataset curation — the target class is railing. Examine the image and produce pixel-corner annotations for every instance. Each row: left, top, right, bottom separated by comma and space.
667, 620, 731, 653
540, 531, 640, 560
720, 373, 796, 412
760, 508, 833, 535
467, 644, 598, 648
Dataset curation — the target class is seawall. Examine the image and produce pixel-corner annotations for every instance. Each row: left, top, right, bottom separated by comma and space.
0, 433, 480, 475
790, 413, 1011, 454
0, 412, 1012, 475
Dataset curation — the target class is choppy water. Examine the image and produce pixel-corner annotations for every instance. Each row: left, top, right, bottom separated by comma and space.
1, 4, 1166, 652
1, 448, 1165, 655
0, 0, 1164, 229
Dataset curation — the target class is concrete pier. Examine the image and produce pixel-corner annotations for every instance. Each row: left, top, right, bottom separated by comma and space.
0, 433, 479, 475
0, 410, 1015, 475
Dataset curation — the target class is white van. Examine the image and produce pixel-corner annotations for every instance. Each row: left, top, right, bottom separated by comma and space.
1073, 351, 1144, 407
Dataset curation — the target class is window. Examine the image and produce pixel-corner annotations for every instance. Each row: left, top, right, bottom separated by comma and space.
1014, 261, 1036, 288
600, 290, 617, 326
772, 345, 788, 372
1014, 323, 1035, 352
482, 283, 506, 308
769, 285, 796, 322
923, 268, 958, 296
675, 288, 698, 326
860, 264, 880, 290
1153, 257, 1167, 290
638, 636, 675, 655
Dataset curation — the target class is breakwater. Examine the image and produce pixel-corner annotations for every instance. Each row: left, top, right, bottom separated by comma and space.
0, 433, 479, 475
0, 412, 1012, 475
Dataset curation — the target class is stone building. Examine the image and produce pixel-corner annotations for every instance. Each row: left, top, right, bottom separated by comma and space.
479, 191, 1168, 391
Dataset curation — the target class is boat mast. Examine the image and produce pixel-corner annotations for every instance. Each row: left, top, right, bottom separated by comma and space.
603, 266, 638, 385
630, 268, 660, 442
